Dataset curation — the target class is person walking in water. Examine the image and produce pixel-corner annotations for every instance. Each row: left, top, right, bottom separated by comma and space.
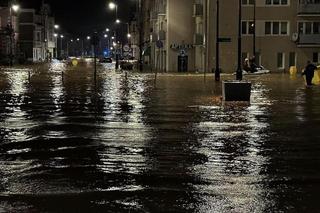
302, 61, 317, 86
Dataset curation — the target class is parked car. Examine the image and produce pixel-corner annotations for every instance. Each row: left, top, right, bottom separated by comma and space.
99, 57, 112, 63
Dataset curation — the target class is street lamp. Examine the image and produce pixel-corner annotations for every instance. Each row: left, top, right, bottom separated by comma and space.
108, 2, 117, 10
54, 24, 59, 30
9, 3, 20, 66
60, 35, 64, 58
11, 4, 19, 12
106, 28, 110, 32
115, 19, 121, 24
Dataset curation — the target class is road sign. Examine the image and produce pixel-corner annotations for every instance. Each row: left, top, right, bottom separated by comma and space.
218, 37, 232, 43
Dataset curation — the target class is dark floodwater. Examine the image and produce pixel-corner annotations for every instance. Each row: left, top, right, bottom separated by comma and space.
0, 62, 320, 212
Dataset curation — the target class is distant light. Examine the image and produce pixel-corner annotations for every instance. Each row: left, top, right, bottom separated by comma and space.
60, 35, 64, 38
109, 2, 117, 10
11, 4, 20, 12
110, 47, 114, 50
116, 19, 121, 24
113, 42, 117, 47
87, 36, 91, 40
127, 33, 131, 38
71, 39, 74, 42
111, 36, 115, 40
106, 28, 110, 32
54, 33, 58, 37
104, 34, 108, 38
77, 38, 80, 41
54, 25, 59, 29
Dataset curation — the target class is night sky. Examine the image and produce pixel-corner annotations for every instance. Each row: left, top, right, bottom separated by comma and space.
4, 0, 136, 36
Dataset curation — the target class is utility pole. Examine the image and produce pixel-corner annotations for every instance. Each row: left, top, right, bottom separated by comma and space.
215, 0, 220, 82
236, 0, 243, 81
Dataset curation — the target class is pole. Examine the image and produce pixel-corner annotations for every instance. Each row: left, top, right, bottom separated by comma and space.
9, 7, 13, 66
253, 0, 256, 59
236, 0, 243, 81
215, 0, 220, 81
94, 44, 97, 83
138, 0, 143, 71
60, 37, 63, 58
66, 41, 69, 58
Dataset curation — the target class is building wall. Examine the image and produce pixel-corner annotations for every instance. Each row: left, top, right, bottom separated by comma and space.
142, 0, 320, 73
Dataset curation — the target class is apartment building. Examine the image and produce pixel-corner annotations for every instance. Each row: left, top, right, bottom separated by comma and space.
141, 0, 320, 73
0, 6, 19, 61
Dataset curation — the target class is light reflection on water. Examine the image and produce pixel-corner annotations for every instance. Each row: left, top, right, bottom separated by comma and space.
0, 63, 320, 212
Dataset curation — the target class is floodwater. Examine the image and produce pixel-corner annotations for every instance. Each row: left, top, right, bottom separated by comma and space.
0, 61, 320, 212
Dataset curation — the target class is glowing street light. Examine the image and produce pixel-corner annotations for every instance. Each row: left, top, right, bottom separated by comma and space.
108, 2, 117, 10
127, 33, 131, 38
115, 19, 121, 24
106, 28, 110, 32
54, 24, 60, 30
77, 38, 80, 41
11, 4, 20, 12
54, 33, 58, 37
87, 36, 91, 40
60, 35, 64, 38
104, 34, 108, 38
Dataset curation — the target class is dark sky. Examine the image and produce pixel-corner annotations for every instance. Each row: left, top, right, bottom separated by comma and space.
13, 0, 136, 36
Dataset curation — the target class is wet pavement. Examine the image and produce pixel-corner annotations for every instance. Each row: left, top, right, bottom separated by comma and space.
0, 61, 320, 212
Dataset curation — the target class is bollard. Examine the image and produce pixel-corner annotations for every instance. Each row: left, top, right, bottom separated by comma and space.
62, 71, 64, 82
28, 71, 31, 82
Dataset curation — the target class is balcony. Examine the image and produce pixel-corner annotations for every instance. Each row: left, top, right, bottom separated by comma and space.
298, 34, 320, 47
298, 3, 320, 16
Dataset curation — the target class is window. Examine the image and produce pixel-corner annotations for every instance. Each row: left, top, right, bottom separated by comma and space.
242, 0, 254, 5
313, 52, 320, 63
281, 22, 288, 34
265, 22, 271, 35
289, 52, 296, 67
277, 52, 285, 68
298, 22, 320, 35
265, 21, 288, 35
273, 22, 279, 34
265, 0, 289, 5
242, 21, 254, 35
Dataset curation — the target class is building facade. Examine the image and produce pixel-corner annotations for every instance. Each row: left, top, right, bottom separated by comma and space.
19, 5, 56, 62
141, 0, 320, 73
0, 6, 19, 63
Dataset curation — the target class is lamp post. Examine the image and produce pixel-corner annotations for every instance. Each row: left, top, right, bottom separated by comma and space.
215, 0, 220, 82
236, 0, 242, 81
60, 35, 64, 58
108, 1, 120, 69
9, 3, 19, 66
137, 0, 143, 71
253, 0, 256, 60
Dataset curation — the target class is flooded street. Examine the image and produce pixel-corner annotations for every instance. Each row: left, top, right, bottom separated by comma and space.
0, 62, 320, 212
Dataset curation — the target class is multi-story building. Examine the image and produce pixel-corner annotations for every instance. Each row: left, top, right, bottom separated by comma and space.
0, 6, 19, 62
18, 4, 56, 62
141, 0, 320, 73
